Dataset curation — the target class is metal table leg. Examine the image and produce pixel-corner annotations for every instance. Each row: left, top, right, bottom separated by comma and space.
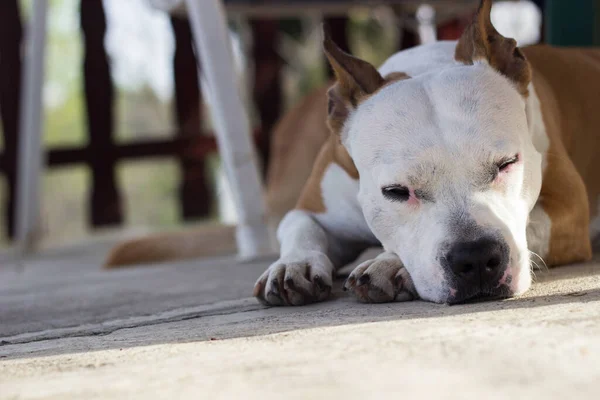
15, 0, 49, 255
184, 0, 275, 259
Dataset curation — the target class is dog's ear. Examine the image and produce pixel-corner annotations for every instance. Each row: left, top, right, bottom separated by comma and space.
455, 0, 531, 96
323, 25, 385, 136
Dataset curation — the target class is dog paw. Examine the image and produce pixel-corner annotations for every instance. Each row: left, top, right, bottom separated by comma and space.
253, 252, 334, 306
344, 254, 417, 303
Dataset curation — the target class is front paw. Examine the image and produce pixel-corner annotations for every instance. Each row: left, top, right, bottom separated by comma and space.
253, 252, 334, 306
344, 255, 417, 303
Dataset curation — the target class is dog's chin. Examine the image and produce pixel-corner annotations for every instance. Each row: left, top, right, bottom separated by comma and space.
417, 287, 513, 305
508, 265, 532, 296
443, 270, 531, 305
446, 286, 513, 305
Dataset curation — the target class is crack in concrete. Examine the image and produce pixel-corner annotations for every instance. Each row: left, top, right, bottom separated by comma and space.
1, 298, 267, 346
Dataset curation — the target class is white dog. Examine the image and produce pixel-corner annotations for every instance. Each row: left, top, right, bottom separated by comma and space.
253, 0, 598, 305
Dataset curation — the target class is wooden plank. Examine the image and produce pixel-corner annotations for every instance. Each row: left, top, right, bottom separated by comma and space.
47, 136, 217, 166
80, 0, 122, 227
0, 0, 23, 239
250, 19, 282, 176
0, 132, 261, 168
324, 16, 349, 80
171, 16, 213, 220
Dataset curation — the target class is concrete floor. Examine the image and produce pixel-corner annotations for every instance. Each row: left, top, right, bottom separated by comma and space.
1, 242, 600, 399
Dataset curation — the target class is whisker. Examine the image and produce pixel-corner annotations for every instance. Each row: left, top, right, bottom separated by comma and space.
529, 259, 538, 281
529, 250, 548, 272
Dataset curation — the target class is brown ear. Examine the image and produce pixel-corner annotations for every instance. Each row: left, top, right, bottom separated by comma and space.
323, 26, 403, 136
455, 0, 531, 96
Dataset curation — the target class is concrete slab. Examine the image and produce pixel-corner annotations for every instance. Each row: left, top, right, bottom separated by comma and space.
0, 243, 276, 339
1, 244, 599, 399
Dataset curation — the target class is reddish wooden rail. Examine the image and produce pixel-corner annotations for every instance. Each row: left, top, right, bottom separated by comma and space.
0, 131, 260, 168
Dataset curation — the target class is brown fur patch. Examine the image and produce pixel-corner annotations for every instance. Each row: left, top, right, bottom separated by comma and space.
295, 135, 357, 213
323, 26, 384, 99
104, 225, 237, 268
323, 26, 410, 139
524, 46, 599, 265
382, 71, 410, 85
265, 84, 331, 223
455, 0, 531, 96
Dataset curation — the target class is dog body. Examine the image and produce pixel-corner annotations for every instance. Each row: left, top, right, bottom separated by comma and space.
108, 1, 599, 307
253, 1, 598, 305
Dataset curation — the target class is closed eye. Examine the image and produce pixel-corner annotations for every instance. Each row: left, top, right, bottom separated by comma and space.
497, 154, 519, 172
381, 185, 410, 202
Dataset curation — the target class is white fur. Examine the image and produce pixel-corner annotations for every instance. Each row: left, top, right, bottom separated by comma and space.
256, 210, 336, 305
276, 210, 330, 259
526, 83, 550, 172
527, 204, 552, 264
315, 164, 378, 244
520, 83, 551, 283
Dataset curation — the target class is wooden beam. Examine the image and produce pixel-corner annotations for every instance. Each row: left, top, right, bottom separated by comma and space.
0, 131, 260, 168
80, 0, 122, 227
250, 18, 282, 177
171, 16, 212, 220
0, 0, 23, 238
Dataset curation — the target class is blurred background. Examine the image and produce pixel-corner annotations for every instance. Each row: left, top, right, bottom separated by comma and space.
0, 0, 598, 252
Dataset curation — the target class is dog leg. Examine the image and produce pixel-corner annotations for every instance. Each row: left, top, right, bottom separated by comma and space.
253, 210, 367, 306
344, 251, 417, 303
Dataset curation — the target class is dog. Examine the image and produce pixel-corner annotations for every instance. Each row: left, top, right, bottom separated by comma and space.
253, 0, 600, 306
108, 0, 599, 306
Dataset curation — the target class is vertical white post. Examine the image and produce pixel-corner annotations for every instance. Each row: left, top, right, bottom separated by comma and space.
417, 4, 437, 44
15, 0, 49, 254
184, 0, 275, 259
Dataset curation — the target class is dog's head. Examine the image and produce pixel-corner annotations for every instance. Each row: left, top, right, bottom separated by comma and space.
324, 0, 542, 303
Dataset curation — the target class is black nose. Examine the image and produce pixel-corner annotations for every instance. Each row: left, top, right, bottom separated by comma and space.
444, 238, 508, 289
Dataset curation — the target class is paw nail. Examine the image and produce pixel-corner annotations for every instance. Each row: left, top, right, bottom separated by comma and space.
266, 291, 280, 301
358, 274, 371, 285
343, 277, 353, 290
271, 279, 280, 293
314, 275, 327, 290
